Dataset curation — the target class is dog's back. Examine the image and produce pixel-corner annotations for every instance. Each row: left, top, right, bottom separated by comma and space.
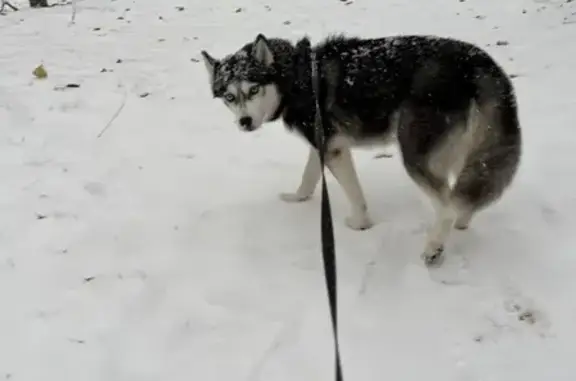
316, 35, 519, 139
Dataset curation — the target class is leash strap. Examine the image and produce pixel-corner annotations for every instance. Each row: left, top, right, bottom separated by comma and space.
310, 51, 344, 381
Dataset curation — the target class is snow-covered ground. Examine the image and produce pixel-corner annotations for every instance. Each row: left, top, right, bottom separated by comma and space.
1, 0, 576, 379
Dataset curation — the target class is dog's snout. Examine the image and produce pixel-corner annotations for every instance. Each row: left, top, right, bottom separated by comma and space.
239, 116, 253, 129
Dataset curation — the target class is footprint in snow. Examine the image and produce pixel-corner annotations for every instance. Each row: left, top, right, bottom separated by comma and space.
474, 286, 552, 343
84, 181, 107, 197
427, 253, 470, 285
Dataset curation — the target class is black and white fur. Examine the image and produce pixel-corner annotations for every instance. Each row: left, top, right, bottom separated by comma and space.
201, 34, 522, 266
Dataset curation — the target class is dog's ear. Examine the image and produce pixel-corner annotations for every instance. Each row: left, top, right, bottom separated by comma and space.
252, 34, 274, 66
295, 36, 312, 54
201, 50, 219, 81
294, 37, 312, 63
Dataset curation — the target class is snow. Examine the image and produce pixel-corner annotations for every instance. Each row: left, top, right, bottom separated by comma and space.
1, 0, 576, 380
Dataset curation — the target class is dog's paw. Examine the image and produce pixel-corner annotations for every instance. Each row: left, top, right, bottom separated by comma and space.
454, 211, 473, 230
345, 214, 373, 231
421, 245, 445, 267
454, 221, 470, 230
279, 192, 312, 203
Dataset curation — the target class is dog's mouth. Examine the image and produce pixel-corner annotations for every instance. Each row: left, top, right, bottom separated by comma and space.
242, 124, 262, 132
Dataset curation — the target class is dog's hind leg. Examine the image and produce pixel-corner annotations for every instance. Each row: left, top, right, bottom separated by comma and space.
451, 138, 521, 230
451, 100, 522, 230
405, 166, 456, 267
280, 147, 321, 202
398, 106, 466, 266
454, 208, 474, 230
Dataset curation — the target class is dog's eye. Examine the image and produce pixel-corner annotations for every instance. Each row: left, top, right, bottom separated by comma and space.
248, 85, 260, 96
224, 93, 236, 102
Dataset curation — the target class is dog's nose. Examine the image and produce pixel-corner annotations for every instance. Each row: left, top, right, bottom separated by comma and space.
239, 116, 253, 129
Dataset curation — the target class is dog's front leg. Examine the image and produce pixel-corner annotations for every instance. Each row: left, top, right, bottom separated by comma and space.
326, 147, 373, 230
280, 146, 321, 202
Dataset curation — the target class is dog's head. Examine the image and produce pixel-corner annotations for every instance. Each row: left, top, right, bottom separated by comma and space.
201, 34, 281, 132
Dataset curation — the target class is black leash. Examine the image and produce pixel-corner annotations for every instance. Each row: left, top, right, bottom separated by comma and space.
310, 50, 344, 381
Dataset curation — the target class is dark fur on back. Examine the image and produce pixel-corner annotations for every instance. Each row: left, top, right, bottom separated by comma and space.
276, 35, 519, 148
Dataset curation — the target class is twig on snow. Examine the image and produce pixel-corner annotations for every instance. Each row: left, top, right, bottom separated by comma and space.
69, 0, 77, 25
29, 0, 49, 8
0, 0, 19, 13
97, 88, 128, 139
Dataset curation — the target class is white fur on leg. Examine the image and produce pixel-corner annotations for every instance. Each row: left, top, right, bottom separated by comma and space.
280, 147, 321, 203
454, 209, 474, 230
421, 204, 456, 266
326, 147, 373, 230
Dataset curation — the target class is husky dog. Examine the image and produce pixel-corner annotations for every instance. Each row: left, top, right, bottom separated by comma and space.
200, 34, 522, 266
